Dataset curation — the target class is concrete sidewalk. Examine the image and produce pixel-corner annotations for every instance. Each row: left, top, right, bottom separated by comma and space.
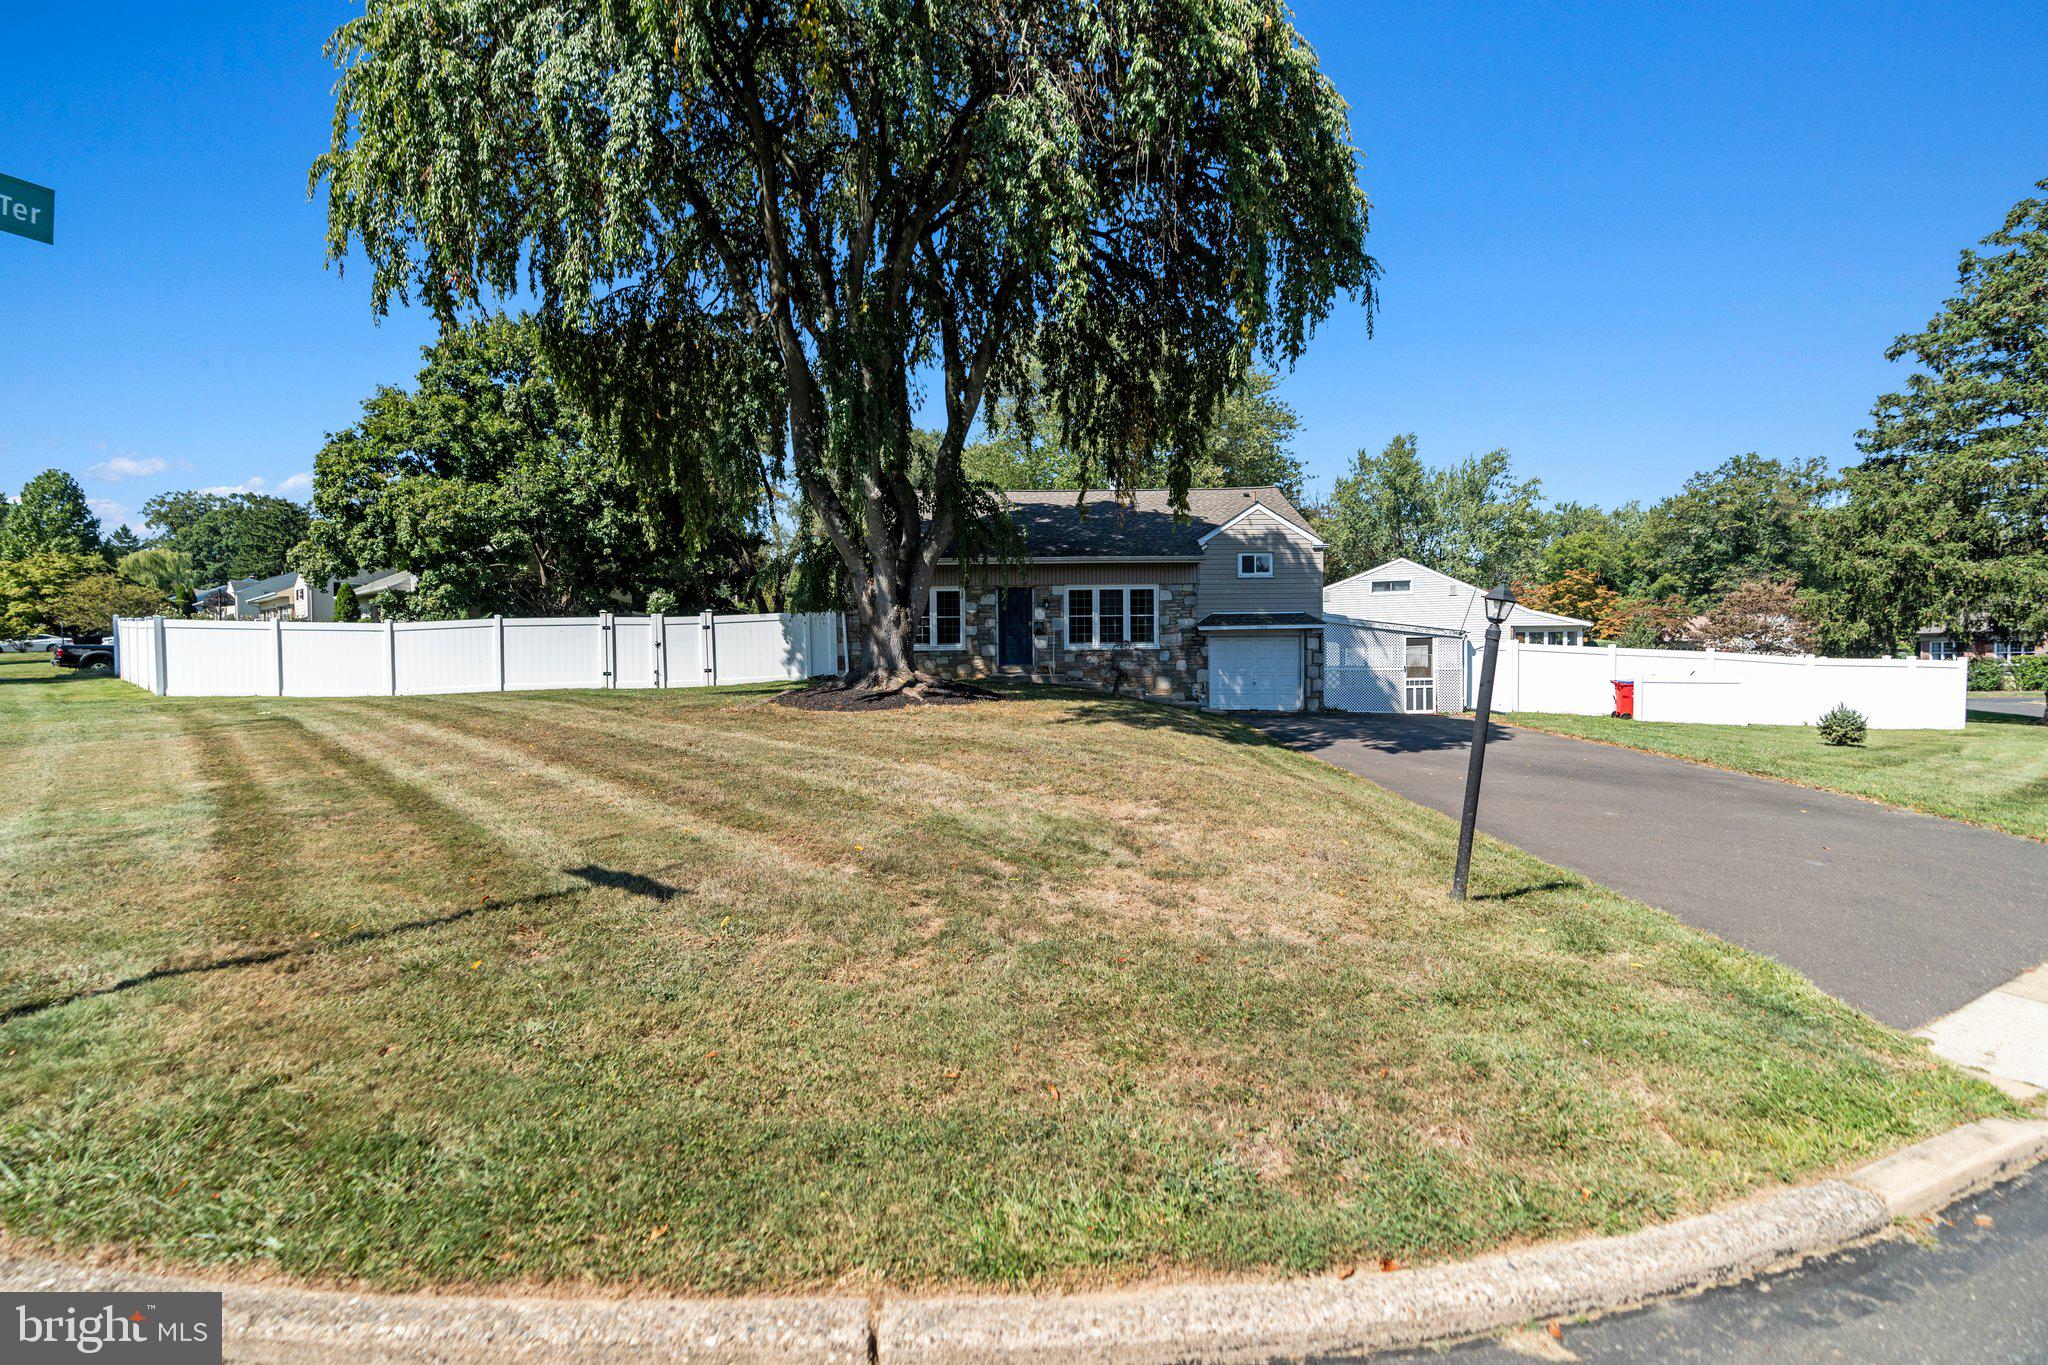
1245, 711, 2048, 1030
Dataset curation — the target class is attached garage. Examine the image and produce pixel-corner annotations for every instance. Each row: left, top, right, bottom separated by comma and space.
1208, 632, 1305, 711
1324, 620, 1464, 714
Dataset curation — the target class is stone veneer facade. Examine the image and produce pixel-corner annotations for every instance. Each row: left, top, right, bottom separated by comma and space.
845, 575, 1325, 710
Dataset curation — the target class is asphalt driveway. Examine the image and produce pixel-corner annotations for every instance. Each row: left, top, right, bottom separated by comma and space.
1247, 711, 2048, 1029
1971, 694, 2048, 720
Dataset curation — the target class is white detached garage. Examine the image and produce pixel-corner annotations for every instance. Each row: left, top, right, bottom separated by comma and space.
1323, 620, 1465, 714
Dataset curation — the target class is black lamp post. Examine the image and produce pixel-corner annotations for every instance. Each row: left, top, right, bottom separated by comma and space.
1453, 580, 1516, 899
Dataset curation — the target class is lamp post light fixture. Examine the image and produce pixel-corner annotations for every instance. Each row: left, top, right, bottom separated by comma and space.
1452, 580, 1517, 899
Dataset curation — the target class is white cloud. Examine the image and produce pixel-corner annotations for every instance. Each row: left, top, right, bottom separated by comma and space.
275, 471, 313, 495
200, 476, 268, 496
89, 498, 144, 532
87, 454, 169, 483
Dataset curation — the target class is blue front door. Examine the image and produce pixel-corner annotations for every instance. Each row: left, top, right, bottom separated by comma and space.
999, 588, 1033, 668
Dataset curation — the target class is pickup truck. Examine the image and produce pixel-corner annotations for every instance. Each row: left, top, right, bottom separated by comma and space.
51, 639, 116, 672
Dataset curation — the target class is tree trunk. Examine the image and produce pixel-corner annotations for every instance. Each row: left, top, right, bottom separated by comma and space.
852, 561, 926, 690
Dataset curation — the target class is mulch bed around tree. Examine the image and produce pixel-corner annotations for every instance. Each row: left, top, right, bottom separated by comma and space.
774, 678, 999, 712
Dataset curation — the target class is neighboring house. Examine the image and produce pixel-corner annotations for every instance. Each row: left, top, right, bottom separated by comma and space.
844, 487, 1328, 711
203, 569, 420, 623
193, 578, 260, 619
1320, 557, 1592, 713
1914, 624, 2041, 663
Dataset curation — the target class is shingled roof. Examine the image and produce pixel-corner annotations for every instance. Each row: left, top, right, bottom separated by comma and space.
954, 486, 1315, 559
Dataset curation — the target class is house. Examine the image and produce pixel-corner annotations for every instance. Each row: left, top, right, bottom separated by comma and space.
844, 487, 1329, 710
198, 569, 420, 623
1320, 558, 1592, 713
1914, 624, 2040, 664
193, 578, 260, 619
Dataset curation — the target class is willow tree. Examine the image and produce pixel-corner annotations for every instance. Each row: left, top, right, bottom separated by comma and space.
317, 0, 1374, 686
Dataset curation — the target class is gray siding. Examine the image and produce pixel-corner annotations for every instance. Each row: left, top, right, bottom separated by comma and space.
1196, 511, 1323, 615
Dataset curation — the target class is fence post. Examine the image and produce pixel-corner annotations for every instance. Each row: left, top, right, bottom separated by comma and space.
386, 619, 398, 695
272, 618, 286, 697
152, 615, 168, 696
494, 614, 507, 691
598, 611, 615, 688
651, 612, 666, 688
702, 609, 716, 687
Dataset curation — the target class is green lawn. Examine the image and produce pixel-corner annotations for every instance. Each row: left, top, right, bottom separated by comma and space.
1503, 710, 2048, 842
0, 653, 2006, 1294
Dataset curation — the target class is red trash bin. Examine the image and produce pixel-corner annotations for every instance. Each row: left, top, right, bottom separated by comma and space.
1612, 680, 1635, 718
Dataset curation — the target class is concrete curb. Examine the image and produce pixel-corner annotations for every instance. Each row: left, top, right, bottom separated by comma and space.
0, 1255, 869, 1364
5, 1119, 2046, 1362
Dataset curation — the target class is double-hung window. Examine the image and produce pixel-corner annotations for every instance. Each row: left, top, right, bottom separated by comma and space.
1065, 586, 1157, 648
915, 588, 964, 649
1994, 637, 2033, 661
1927, 638, 1956, 661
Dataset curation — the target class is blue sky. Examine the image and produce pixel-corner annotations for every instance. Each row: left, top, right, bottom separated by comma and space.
3, 3, 2044, 531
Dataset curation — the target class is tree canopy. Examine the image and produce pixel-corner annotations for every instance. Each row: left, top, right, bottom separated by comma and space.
1317, 435, 1544, 585
1632, 454, 1829, 604
296, 314, 768, 618
317, 0, 1374, 682
1, 470, 102, 561
141, 491, 312, 585
965, 369, 1306, 502
1816, 180, 2048, 653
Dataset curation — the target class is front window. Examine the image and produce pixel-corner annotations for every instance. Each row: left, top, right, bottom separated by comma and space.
1370, 579, 1410, 594
915, 588, 964, 649
1993, 637, 2033, 661
1927, 638, 1956, 661
1066, 586, 1156, 648
1237, 552, 1274, 578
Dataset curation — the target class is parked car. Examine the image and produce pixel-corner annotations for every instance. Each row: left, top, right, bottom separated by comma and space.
20, 635, 68, 653
51, 639, 115, 672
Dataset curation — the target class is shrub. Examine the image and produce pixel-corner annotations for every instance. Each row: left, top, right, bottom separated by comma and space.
2009, 654, 2048, 692
1967, 658, 2009, 691
1816, 703, 1868, 746
333, 582, 361, 622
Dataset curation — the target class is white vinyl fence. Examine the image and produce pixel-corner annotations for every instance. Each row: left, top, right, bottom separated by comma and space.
113, 611, 845, 699
1493, 640, 1965, 730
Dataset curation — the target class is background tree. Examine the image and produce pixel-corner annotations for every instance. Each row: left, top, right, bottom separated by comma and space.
50, 575, 174, 639
1318, 436, 1543, 584
1515, 567, 1617, 627
141, 491, 312, 584
318, 0, 1373, 686
296, 314, 767, 618
117, 547, 199, 614
965, 369, 1306, 501
1815, 180, 2048, 654
1692, 579, 1817, 655
332, 581, 361, 622
1632, 453, 1829, 604
103, 526, 145, 559
0, 470, 102, 561
1593, 593, 1693, 648
0, 551, 103, 636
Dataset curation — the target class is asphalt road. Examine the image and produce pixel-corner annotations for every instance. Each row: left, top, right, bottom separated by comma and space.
1251, 710, 2048, 1364
1248, 711, 2048, 1030
1356, 1164, 2048, 1364
1971, 694, 2048, 720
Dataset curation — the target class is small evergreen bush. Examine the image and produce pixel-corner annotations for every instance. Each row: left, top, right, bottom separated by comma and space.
1816, 703, 1868, 746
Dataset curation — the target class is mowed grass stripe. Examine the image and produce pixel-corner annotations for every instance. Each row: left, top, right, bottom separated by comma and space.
0, 661, 2014, 1294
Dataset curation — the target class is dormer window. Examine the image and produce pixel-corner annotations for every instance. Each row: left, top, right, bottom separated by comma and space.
1370, 579, 1410, 593
1237, 552, 1274, 578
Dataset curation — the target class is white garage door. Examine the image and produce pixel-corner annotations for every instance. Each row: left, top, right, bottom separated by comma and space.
1210, 634, 1303, 711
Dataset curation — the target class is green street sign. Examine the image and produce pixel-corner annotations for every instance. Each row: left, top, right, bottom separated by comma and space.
0, 173, 54, 244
